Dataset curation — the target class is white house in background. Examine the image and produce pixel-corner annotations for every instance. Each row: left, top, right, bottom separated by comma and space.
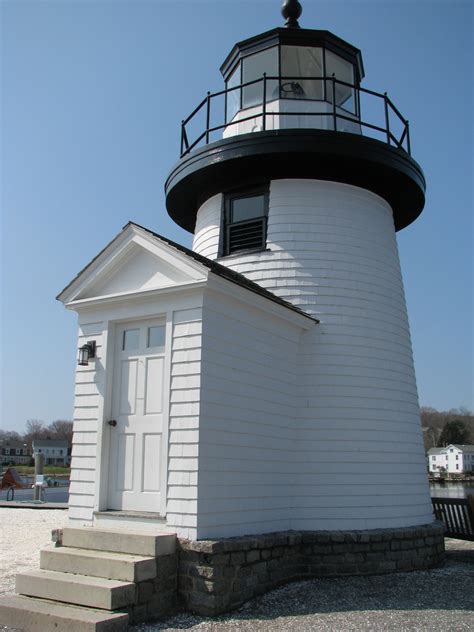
428, 444, 474, 474
32, 439, 70, 466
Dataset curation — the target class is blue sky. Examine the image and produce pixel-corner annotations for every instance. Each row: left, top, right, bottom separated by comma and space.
1, 0, 472, 432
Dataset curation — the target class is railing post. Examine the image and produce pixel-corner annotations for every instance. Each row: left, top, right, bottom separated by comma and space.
262, 73, 267, 131
205, 91, 211, 144
181, 120, 185, 156
384, 92, 390, 146
405, 120, 411, 155
332, 74, 337, 132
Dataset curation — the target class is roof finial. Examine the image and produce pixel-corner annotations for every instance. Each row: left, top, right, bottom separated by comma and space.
281, 0, 302, 28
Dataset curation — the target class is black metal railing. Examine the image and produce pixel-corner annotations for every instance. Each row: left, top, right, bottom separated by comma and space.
432, 495, 474, 541
180, 74, 411, 157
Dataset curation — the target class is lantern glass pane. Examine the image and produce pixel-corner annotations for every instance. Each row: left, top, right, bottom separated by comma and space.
280, 46, 323, 100
242, 47, 278, 108
325, 50, 355, 113
226, 63, 241, 122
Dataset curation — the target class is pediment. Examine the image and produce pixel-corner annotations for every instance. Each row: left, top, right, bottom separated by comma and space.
58, 224, 208, 304
79, 245, 193, 299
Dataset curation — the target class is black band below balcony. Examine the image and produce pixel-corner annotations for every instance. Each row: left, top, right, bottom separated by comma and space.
165, 129, 425, 233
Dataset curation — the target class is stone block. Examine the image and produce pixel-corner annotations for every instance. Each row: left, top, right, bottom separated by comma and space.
370, 542, 389, 552
127, 604, 149, 625
230, 552, 246, 565
138, 582, 154, 604
312, 543, 331, 555
190, 565, 221, 580
241, 564, 261, 578
331, 533, 345, 543
246, 550, 260, 563
178, 575, 193, 591
147, 590, 178, 617
396, 559, 415, 571
210, 554, 230, 566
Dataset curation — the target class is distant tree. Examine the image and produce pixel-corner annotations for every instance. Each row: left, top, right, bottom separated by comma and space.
47, 420, 73, 443
0, 429, 22, 442
437, 420, 471, 447
24, 419, 46, 446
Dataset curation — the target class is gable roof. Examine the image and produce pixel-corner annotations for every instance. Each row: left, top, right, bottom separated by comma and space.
58, 221, 317, 323
32, 439, 68, 448
428, 444, 474, 455
428, 448, 446, 455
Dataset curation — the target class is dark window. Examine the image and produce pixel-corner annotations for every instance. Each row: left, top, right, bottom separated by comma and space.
223, 189, 269, 256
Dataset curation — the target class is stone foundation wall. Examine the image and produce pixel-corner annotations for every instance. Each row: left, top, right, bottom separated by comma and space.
124, 554, 178, 624
177, 522, 445, 616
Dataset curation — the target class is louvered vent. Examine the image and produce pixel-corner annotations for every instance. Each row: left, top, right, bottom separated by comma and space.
228, 218, 266, 254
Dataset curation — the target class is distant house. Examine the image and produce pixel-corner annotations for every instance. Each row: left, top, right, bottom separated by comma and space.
32, 439, 70, 466
0, 441, 31, 466
428, 444, 474, 474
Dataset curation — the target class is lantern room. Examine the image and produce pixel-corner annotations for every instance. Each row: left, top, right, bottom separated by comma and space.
221, 24, 364, 137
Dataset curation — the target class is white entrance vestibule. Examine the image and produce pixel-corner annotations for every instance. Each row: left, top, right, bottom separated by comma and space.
108, 318, 167, 512
56, 221, 312, 536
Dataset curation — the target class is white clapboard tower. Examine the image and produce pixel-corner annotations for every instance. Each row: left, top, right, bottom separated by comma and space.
165, 0, 433, 532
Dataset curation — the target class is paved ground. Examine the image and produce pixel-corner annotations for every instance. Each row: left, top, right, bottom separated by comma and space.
1, 508, 473, 631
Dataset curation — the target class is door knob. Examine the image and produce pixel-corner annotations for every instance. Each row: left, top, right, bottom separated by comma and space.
107, 419, 117, 427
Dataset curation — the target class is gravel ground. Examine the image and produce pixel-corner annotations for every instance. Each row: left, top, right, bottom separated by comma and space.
0, 508, 69, 596
1, 508, 473, 631
132, 539, 474, 631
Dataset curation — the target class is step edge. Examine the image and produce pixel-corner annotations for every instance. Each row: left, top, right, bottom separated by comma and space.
17, 569, 136, 590
0, 594, 129, 621
41, 545, 156, 563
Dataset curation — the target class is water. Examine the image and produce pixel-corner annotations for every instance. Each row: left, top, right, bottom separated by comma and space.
430, 480, 474, 499
0, 473, 70, 503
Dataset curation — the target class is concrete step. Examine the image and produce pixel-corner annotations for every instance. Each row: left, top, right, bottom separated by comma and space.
16, 569, 136, 611
40, 545, 157, 582
62, 526, 176, 557
0, 594, 128, 632
94, 510, 169, 533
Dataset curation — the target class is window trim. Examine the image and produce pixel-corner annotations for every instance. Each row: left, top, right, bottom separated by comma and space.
221, 185, 269, 257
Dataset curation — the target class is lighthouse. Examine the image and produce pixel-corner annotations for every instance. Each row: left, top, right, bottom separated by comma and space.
165, 0, 432, 533
1, 2, 443, 625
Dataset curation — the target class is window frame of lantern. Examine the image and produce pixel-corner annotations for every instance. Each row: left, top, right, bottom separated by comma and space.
222, 31, 361, 119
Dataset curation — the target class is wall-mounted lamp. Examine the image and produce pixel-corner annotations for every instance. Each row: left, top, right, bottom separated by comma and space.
78, 341, 96, 366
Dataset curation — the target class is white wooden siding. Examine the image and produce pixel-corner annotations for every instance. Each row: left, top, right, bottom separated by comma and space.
196, 290, 302, 538
192, 179, 433, 531
192, 194, 221, 259
68, 320, 104, 524
166, 307, 203, 540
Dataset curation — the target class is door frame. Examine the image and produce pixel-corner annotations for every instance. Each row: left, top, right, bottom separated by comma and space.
94, 313, 172, 518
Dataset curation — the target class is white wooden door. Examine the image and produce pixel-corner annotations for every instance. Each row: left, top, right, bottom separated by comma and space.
108, 319, 167, 512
